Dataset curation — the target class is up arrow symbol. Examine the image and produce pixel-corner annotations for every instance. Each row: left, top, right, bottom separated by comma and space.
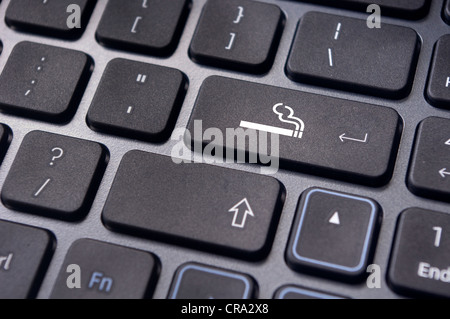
228, 198, 255, 228
329, 212, 341, 225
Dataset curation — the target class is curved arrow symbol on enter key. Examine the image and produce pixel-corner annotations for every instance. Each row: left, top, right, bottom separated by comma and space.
339, 133, 368, 143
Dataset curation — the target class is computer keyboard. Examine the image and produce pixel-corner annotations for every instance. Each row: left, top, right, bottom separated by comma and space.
0, 0, 448, 300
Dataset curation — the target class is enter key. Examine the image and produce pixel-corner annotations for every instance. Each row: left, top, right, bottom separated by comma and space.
187, 76, 402, 186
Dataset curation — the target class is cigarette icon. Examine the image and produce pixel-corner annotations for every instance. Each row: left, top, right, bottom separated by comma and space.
239, 103, 305, 139
239, 121, 303, 138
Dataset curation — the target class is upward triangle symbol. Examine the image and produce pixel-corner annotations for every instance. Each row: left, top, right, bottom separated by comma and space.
329, 212, 340, 225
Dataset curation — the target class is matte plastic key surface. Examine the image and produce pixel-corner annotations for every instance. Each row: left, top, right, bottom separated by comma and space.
96, 0, 190, 56
189, 0, 284, 73
187, 76, 402, 186
0, 42, 92, 123
292, 0, 430, 19
407, 117, 450, 202
1, 131, 108, 221
102, 151, 284, 260
5, 0, 96, 39
388, 208, 450, 298
426, 35, 450, 109
50, 239, 159, 299
286, 12, 419, 99
168, 263, 256, 299
274, 286, 345, 299
87, 58, 187, 142
286, 189, 381, 281
0, 220, 54, 299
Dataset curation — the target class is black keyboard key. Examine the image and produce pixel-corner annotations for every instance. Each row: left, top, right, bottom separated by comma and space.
1, 131, 108, 221
407, 117, 450, 202
274, 286, 345, 299
168, 263, 256, 299
50, 239, 159, 299
286, 12, 419, 99
0, 220, 54, 299
286, 188, 381, 281
426, 35, 450, 109
102, 151, 284, 260
0, 124, 12, 165
445, 0, 450, 24
388, 208, 450, 298
0, 42, 92, 123
189, 0, 284, 74
187, 76, 401, 186
5, 0, 96, 39
295, 0, 430, 19
87, 58, 187, 142
96, 0, 189, 56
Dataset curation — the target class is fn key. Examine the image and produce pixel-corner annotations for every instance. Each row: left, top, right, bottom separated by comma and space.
50, 239, 159, 299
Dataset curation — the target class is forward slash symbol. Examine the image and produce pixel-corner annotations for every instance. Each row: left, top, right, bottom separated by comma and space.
34, 178, 51, 197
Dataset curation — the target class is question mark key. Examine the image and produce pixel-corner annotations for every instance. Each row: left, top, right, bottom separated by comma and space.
1, 131, 108, 221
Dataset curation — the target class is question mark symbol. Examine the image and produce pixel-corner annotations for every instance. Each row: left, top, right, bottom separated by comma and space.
50, 147, 64, 166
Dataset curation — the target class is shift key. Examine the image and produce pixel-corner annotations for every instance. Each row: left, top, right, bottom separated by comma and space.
186, 76, 402, 186
102, 151, 284, 260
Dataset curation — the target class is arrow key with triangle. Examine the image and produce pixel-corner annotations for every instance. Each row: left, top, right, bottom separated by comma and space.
407, 117, 450, 202
286, 188, 381, 281
329, 212, 341, 225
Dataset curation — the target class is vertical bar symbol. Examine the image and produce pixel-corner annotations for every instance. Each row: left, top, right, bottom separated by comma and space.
328, 48, 334, 67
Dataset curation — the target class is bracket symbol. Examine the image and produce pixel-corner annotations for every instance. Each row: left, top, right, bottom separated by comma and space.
233, 6, 244, 24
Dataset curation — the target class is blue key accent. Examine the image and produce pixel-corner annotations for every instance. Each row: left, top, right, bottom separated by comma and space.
169, 264, 252, 299
276, 286, 344, 299
291, 189, 377, 273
